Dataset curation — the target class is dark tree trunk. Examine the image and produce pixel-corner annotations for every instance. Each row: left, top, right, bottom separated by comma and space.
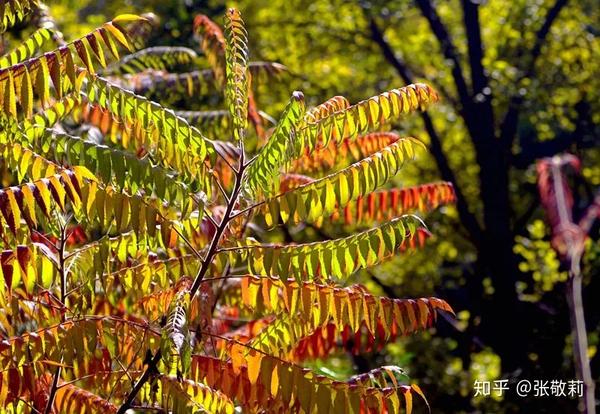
366, 0, 576, 409
476, 141, 526, 373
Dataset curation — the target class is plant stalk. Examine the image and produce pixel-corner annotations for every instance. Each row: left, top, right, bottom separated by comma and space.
117, 125, 248, 411
44, 223, 68, 414
189, 145, 246, 297
566, 253, 596, 414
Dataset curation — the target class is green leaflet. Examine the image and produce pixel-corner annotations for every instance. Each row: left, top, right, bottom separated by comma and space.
66, 97, 211, 198
248, 313, 316, 357
123, 69, 216, 104
159, 375, 235, 414
31, 127, 194, 218
176, 110, 232, 140
0, 245, 56, 297
245, 91, 306, 197
161, 291, 192, 379
0, 15, 149, 114
1, 140, 61, 183
224, 8, 249, 143
105, 46, 198, 74
0, 0, 39, 33
65, 231, 150, 312
21, 95, 81, 135
0, 138, 179, 249
78, 179, 179, 249
82, 73, 215, 189
227, 215, 425, 281
262, 138, 423, 226
297, 83, 439, 152
0, 28, 57, 68
107, 256, 201, 309
0, 318, 153, 378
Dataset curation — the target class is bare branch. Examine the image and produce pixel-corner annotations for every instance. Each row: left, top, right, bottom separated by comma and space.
414, 0, 472, 112
461, 0, 495, 132
213, 173, 231, 203
578, 190, 600, 236
189, 150, 247, 297
461, 0, 488, 96
499, 0, 569, 149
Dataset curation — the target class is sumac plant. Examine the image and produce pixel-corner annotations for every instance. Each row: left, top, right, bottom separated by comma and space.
0, 3, 457, 413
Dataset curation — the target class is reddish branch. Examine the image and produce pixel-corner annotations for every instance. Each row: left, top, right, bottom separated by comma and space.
117, 110, 249, 413
537, 155, 597, 414
44, 221, 69, 414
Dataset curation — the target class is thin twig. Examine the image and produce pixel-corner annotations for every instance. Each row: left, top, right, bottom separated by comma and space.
566, 256, 596, 414
544, 157, 595, 414
44, 219, 68, 414
229, 199, 266, 220
213, 173, 231, 203
171, 225, 203, 260
57, 369, 139, 389
212, 145, 238, 173
203, 208, 219, 228
116, 350, 162, 414
244, 152, 260, 168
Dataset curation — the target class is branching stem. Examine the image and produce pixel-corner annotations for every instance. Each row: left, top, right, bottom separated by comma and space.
117, 112, 251, 410
189, 143, 247, 297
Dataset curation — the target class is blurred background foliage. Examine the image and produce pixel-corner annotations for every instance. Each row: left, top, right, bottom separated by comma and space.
23, 0, 600, 412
